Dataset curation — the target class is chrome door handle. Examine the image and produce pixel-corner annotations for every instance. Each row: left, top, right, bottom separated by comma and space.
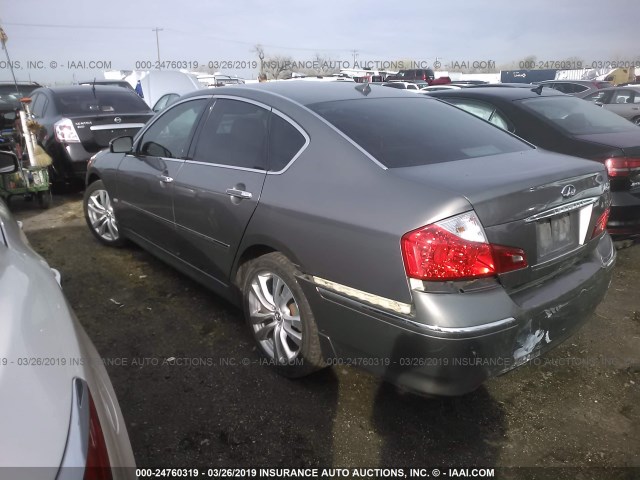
226, 188, 252, 200
159, 174, 173, 183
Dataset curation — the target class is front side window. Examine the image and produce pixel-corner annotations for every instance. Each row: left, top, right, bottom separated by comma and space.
309, 97, 529, 168
192, 99, 269, 170
138, 99, 209, 158
583, 90, 609, 103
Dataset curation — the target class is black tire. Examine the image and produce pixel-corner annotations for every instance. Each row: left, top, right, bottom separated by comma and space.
633, 116, 640, 126
37, 190, 51, 209
83, 180, 125, 247
241, 252, 325, 378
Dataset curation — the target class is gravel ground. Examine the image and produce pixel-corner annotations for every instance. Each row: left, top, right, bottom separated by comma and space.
12, 194, 640, 480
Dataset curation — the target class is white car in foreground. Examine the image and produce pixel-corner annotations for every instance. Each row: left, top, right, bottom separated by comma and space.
0, 151, 135, 479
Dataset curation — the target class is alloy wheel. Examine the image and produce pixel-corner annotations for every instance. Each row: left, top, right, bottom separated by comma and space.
248, 271, 303, 364
86, 189, 119, 242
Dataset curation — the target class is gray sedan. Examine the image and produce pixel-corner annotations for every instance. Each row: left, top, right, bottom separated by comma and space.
84, 82, 615, 396
0, 152, 135, 478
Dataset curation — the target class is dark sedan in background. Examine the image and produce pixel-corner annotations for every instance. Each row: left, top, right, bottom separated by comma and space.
428, 87, 640, 239
28, 85, 153, 186
84, 82, 614, 396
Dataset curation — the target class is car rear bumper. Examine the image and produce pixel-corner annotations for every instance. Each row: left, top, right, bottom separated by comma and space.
609, 190, 640, 237
301, 233, 615, 396
50, 142, 96, 180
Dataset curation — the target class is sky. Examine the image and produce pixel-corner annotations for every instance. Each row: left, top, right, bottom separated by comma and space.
1, 0, 639, 84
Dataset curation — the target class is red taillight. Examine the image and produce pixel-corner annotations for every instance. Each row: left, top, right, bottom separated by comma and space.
401, 213, 527, 281
592, 207, 610, 239
54, 117, 81, 143
84, 391, 113, 480
605, 157, 640, 177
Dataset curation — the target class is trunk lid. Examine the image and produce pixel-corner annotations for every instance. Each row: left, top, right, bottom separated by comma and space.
576, 130, 640, 155
70, 113, 152, 151
392, 149, 610, 289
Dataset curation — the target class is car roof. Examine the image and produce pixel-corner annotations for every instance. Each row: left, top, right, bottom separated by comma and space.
0, 81, 41, 86
593, 85, 640, 91
180, 80, 419, 105
427, 85, 567, 101
78, 80, 130, 84
537, 79, 607, 85
35, 85, 140, 95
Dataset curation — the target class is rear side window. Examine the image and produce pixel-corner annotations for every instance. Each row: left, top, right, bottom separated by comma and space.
309, 97, 530, 168
583, 91, 609, 103
444, 98, 513, 132
268, 113, 306, 172
570, 84, 589, 93
555, 83, 588, 94
54, 89, 151, 114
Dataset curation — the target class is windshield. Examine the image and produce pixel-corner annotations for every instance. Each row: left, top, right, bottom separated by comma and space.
309, 97, 530, 168
518, 95, 638, 135
54, 89, 151, 115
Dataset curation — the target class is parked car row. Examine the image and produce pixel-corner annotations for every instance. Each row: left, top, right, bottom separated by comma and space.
4, 78, 634, 473
425, 85, 640, 238
26, 85, 154, 187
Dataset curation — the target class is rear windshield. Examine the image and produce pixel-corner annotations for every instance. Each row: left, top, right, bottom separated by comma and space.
54, 89, 150, 115
518, 95, 638, 135
308, 97, 530, 168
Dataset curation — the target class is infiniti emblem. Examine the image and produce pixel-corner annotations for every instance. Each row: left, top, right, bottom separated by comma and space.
114, 117, 122, 123
561, 184, 577, 198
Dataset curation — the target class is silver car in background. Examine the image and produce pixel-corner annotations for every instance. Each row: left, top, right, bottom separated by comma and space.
580, 85, 640, 125
0, 152, 135, 479
85, 82, 615, 396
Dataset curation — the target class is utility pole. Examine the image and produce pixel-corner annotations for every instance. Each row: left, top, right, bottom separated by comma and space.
351, 49, 358, 68
152, 27, 163, 65
0, 27, 19, 92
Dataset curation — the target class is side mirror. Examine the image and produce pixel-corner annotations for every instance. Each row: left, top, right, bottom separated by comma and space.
110, 136, 133, 153
0, 150, 19, 174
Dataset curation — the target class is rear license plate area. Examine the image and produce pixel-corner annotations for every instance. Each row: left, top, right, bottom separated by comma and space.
536, 213, 578, 260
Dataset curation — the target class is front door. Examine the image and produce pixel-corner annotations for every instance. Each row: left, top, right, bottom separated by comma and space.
116, 98, 209, 253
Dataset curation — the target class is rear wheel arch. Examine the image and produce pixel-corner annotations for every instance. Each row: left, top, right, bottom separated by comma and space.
233, 242, 304, 288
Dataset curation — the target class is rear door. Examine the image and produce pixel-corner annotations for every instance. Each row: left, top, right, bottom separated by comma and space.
172, 97, 269, 282
116, 98, 210, 253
